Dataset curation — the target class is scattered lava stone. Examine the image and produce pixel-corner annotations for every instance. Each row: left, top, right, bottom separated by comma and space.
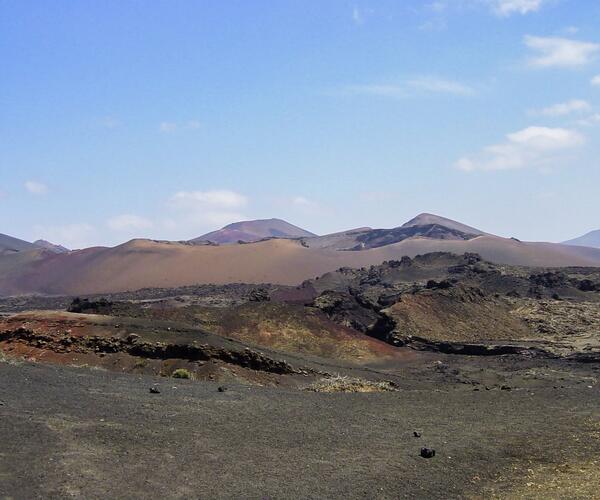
149, 387, 161, 394
500, 385, 511, 391
413, 431, 422, 438
578, 279, 598, 292
420, 448, 435, 459
218, 386, 227, 393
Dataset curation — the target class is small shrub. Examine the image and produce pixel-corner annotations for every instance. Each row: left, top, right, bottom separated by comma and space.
0, 349, 21, 366
133, 358, 147, 369
306, 375, 396, 393
172, 368, 192, 379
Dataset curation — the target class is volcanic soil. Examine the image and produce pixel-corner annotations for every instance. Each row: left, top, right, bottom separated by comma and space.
1, 356, 600, 498
1, 252, 600, 498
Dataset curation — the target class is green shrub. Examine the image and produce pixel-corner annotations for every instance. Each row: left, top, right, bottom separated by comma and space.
172, 368, 192, 379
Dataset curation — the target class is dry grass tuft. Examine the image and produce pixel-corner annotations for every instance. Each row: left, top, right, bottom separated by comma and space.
0, 349, 22, 366
172, 368, 193, 380
306, 375, 396, 393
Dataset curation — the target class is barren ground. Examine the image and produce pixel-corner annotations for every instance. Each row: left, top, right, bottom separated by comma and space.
1, 253, 599, 498
1, 357, 599, 499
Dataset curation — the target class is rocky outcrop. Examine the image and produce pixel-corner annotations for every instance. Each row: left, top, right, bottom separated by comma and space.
350, 224, 480, 251
0, 327, 298, 375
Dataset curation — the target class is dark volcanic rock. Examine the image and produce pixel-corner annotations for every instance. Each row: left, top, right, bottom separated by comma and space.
247, 288, 271, 302
426, 279, 453, 290
420, 448, 435, 458
351, 224, 479, 251
578, 279, 599, 292
311, 291, 382, 333
68, 298, 113, 314
529, 272, 568, 289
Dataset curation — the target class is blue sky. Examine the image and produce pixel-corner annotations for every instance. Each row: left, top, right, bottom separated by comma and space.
1, 0, 599, 248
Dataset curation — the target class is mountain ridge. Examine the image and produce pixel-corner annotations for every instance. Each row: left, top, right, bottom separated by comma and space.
401, 213, 486, 235
0, 233, 38, 255
563, 230, 600, 249
2, 213, 600, 296
190, 218, 317, 244
33, 239, 70, 254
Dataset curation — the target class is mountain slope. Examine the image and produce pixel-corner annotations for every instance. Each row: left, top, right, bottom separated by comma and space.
401, 213, 486, 235
0, 234, 38, 255
33, 240, 70, 254
563, 230, 600, 249
2, 213, 600, 296
1, 234, 600, 295
191, 218, 316, 244
303, 213, 483, 250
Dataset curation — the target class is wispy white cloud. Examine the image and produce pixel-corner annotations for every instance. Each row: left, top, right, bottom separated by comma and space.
342, 76, 474, 98
33, 223, 96, 249
576, 113, 600, 127
524, 36, 600, 68
107, 214, 153, 232
428, 1, 448, 13
562, 26, 579, 35
531, 99, 591, 117
418, 17, 448, 32
421, 0, 546, 22
491, 0, 546, 17
408, 76, 474, 95
25, 181, 48, 195
159, 122, 178, 133
99, 116, 119, 129
169, 190, 247, 210
159, 120, 201, 133
456, 126, 585, 172
167, 189, 248, 228
352, 6, 364, 25
290, 196, 325, 215
351, 6, 373, 25
292, 196, 313, 207
97, 191, 251, 243
591, 75, 600, 86
359, 191, 394, 203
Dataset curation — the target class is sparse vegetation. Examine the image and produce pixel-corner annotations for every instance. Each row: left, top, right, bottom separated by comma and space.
306, 375, 396, 393
172, 368, 192, 379
0, 348, 21, 366
134, 358, 147, 369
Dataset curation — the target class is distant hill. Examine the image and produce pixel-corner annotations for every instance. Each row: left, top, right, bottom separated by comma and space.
33, 240, 70, 254
303, 213, 485, 250
401, 213, 486, 236
0, 234, 69, 257
563, 230, 600, 249
191, 218, 316, 244
1, 213, 600, 295
0, 233, 38, 255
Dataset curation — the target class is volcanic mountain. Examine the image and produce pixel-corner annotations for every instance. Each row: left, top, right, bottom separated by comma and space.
563, 230, 600, 249
1, 213, 600, 295
401, 213, 486, 235
303, 213, 485, 250
33, 240, 70, 254
190, 218, 316, 244
0, 233, 38, 255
